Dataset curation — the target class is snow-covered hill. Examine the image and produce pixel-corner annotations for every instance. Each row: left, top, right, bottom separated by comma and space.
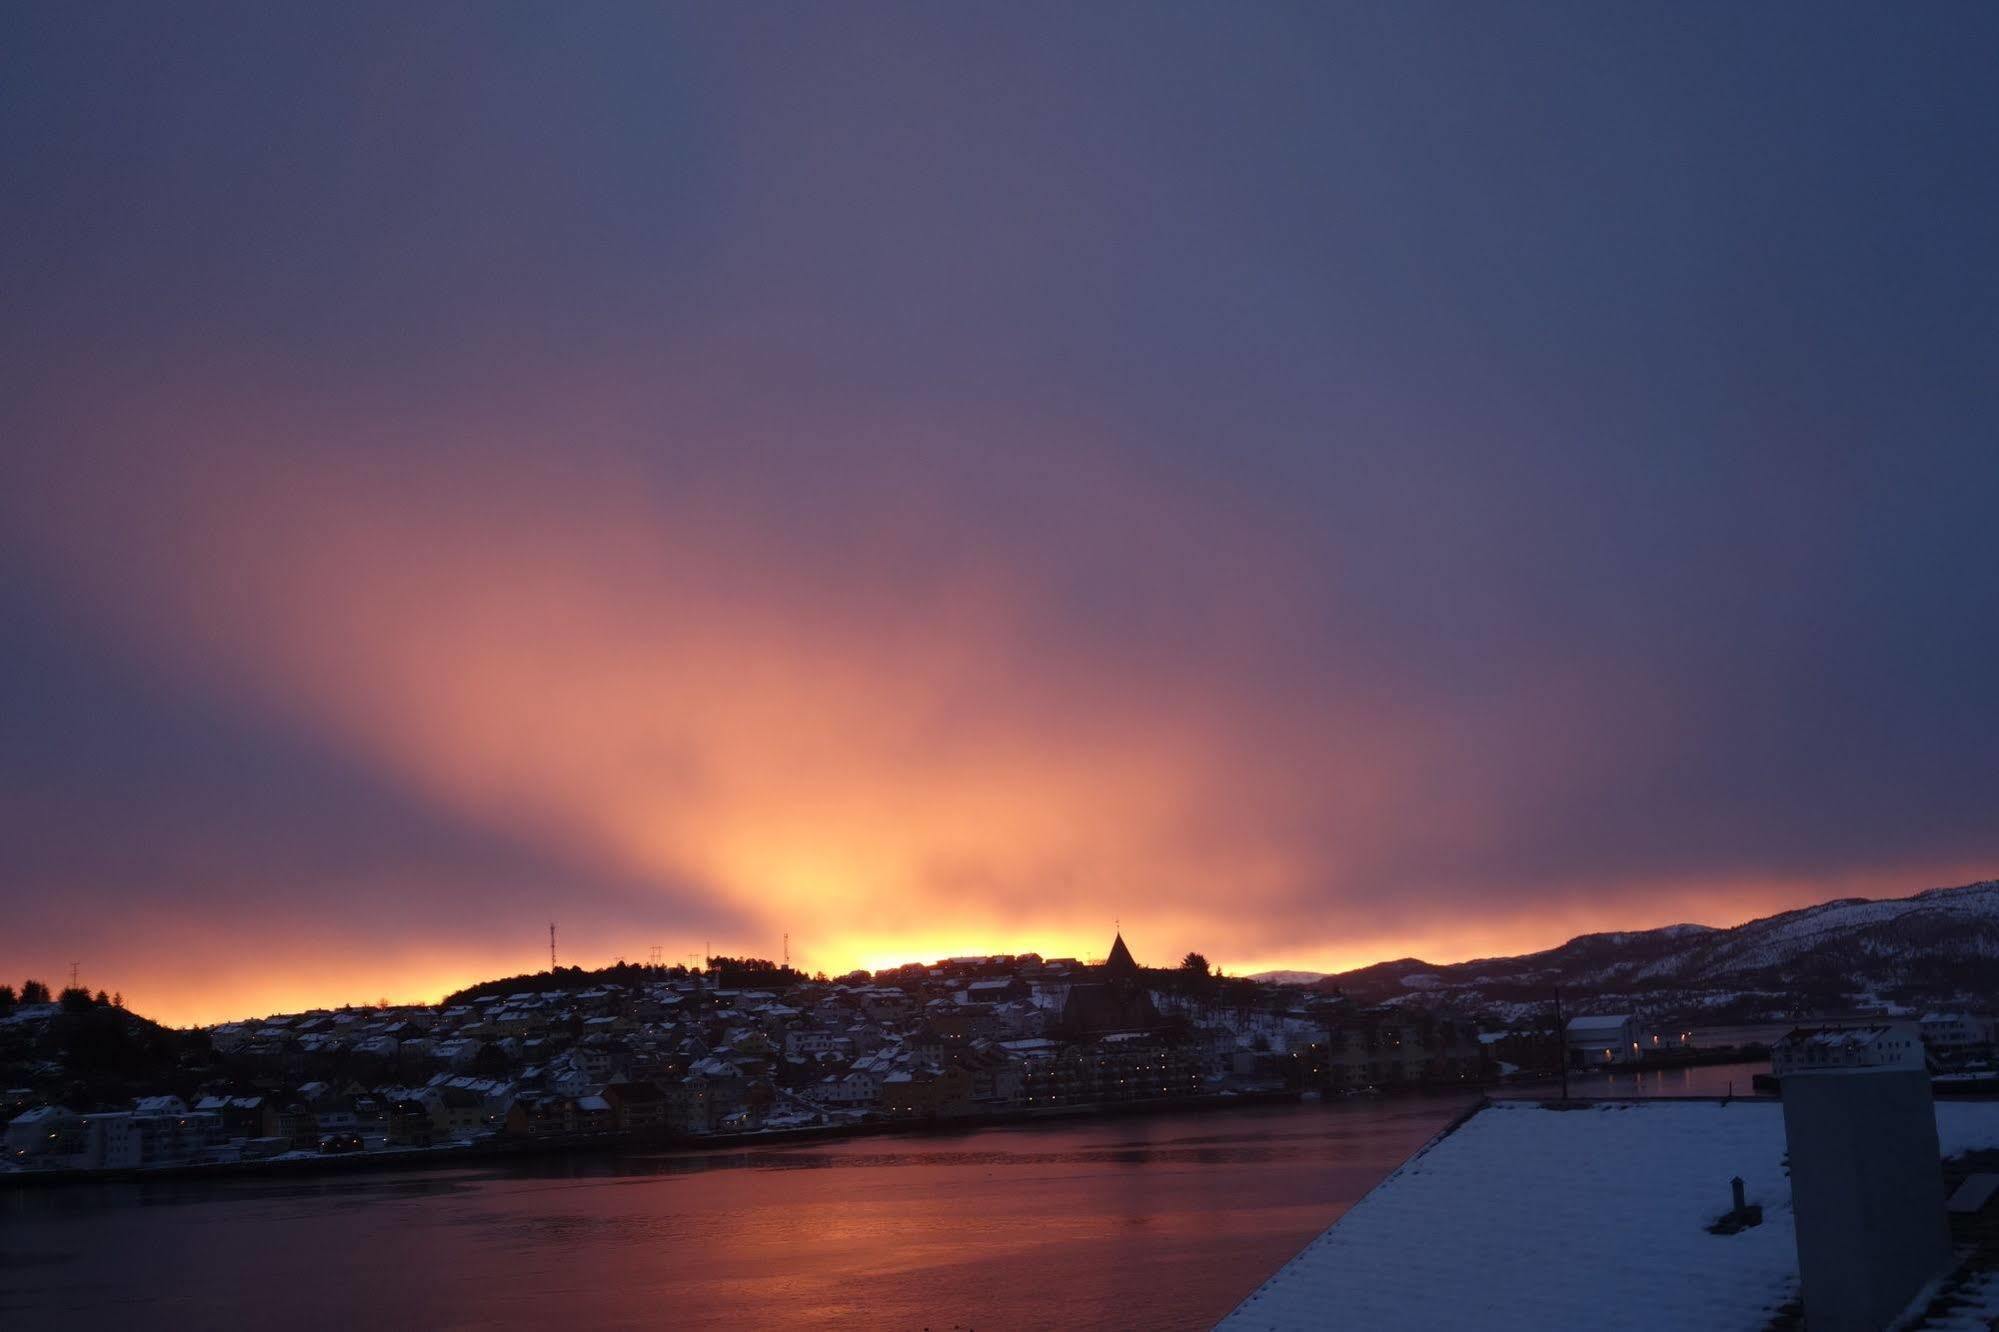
1319, 878, 1999, 1021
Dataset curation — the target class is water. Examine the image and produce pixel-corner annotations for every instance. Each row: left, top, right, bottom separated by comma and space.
1493, 1058, 1774, 1101
1, 1071, 1766, 1330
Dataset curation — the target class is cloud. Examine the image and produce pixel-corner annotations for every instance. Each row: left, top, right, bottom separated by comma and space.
7, 361, 1408, 986
5, 5, 1999, 1023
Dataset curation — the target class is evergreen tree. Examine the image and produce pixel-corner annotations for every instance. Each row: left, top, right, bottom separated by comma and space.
21, 979, 51, 1004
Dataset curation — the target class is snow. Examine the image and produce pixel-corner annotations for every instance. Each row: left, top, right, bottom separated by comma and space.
1353, 879, 1999, 1013
1219, 1097, 1999, 1332
1932, 1101, 1999, 1156
1923, 1270, 1999, 1330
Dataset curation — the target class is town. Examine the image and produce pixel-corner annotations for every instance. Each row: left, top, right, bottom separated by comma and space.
1, 933, 1479, 1174
8, 931, 1996, 1178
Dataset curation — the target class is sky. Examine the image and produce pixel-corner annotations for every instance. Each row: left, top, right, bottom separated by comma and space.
4, 3, 1997, 1026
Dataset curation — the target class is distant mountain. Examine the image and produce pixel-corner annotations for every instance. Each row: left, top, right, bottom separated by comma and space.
1248, 970, 1328, 985
1315, 878, 1999, 1024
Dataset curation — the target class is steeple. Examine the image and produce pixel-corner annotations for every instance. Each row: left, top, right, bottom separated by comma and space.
1104, 931, 1139, 977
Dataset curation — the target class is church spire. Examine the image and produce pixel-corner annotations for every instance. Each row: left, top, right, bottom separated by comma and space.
1104, 931, 1139, 977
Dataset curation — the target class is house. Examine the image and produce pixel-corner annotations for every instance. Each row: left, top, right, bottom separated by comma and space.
386, 1099, 434, 1147
964, 977, 1029, 1005
905, 1024, 946, 1067
955, 1041, 1026, 1105
1319, 1015, 1489, 1088
504, 1095, 567, 1139
1773, 1022, 1926, 1076
80, 1112, 140, 1168
784, 1029, 851, 1057
663, 1077, 715, 1133
880, 1066, 975, 1119
4, 1105, 86, 1165
276, 1101, 319, 1147
1921, 1013, 1994, 1055
1565, 1014, 1643, 1067
566, 1094, 613, 1135
312, 1096, 364, 1135
195, 1094, 279, 1140
601, 1081, 668, 1133
422, 1085, 486, 1140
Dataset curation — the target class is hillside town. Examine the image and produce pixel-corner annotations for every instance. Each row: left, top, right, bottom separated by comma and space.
8, 931, 1997, 1178
4, 935, 1498, 1175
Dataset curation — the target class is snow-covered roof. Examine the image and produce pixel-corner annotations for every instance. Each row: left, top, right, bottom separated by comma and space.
1781, 1024, 1908, 1051
1220, 1099, 1999, 1331
9, 1104, 72, 1124
1564, 1014, 1632, 1033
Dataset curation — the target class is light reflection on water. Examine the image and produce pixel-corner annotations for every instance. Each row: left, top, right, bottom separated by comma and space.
0, 1076, 1762, 1330
1493, 1058, 1773, 1102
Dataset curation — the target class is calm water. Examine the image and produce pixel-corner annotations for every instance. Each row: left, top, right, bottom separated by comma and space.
1495, 1058, 1774, 1101
1, 1069, 1766, 1331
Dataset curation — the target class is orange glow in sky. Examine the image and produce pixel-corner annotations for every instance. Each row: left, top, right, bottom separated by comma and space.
5, 375, 1990, 1028
6, 8, 1999, 1033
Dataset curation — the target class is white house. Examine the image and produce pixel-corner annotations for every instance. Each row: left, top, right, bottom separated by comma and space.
1565, 1014, 1643, 1066
4, 1105, 84, 1164
1920, 1013, 1994, 1054
1773, 1022, 1926, 1076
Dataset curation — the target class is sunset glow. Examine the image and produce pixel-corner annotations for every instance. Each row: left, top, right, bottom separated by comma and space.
5, 6, 1997, 1030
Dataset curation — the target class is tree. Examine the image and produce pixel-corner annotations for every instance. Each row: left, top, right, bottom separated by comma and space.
0, 983, 14, 1014
21, 979, 51, 1005
59, 986, 94, 1014
1177, 952, 1215, 1000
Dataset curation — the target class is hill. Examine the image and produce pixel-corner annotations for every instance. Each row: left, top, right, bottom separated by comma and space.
439, 955, 808, 1007
1314, 878, 1999, 1023
0, 999, 215, 1107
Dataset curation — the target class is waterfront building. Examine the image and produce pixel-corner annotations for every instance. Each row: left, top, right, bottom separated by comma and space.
880, 1065, 975, 1119
1773, 1022, 1926, 1076
1920, 1012, 1996, 1057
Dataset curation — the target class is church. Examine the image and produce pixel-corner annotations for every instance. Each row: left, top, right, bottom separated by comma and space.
1057, 932, 1160, 1037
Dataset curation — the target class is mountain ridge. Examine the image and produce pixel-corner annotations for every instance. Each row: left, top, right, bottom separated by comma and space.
1262, 878, 1999, 1022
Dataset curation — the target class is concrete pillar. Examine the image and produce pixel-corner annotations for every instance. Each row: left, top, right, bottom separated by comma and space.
1781, 1067, 1952, 1330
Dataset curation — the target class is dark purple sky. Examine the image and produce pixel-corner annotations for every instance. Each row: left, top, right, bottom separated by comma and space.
4, 4, 1996, 1023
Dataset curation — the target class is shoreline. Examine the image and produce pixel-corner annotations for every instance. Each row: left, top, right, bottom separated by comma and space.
0, 1086, 1331, 1189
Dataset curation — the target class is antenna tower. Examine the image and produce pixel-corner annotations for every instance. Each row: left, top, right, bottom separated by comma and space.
549, 921, 558, 970
783, 932, 790, 969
